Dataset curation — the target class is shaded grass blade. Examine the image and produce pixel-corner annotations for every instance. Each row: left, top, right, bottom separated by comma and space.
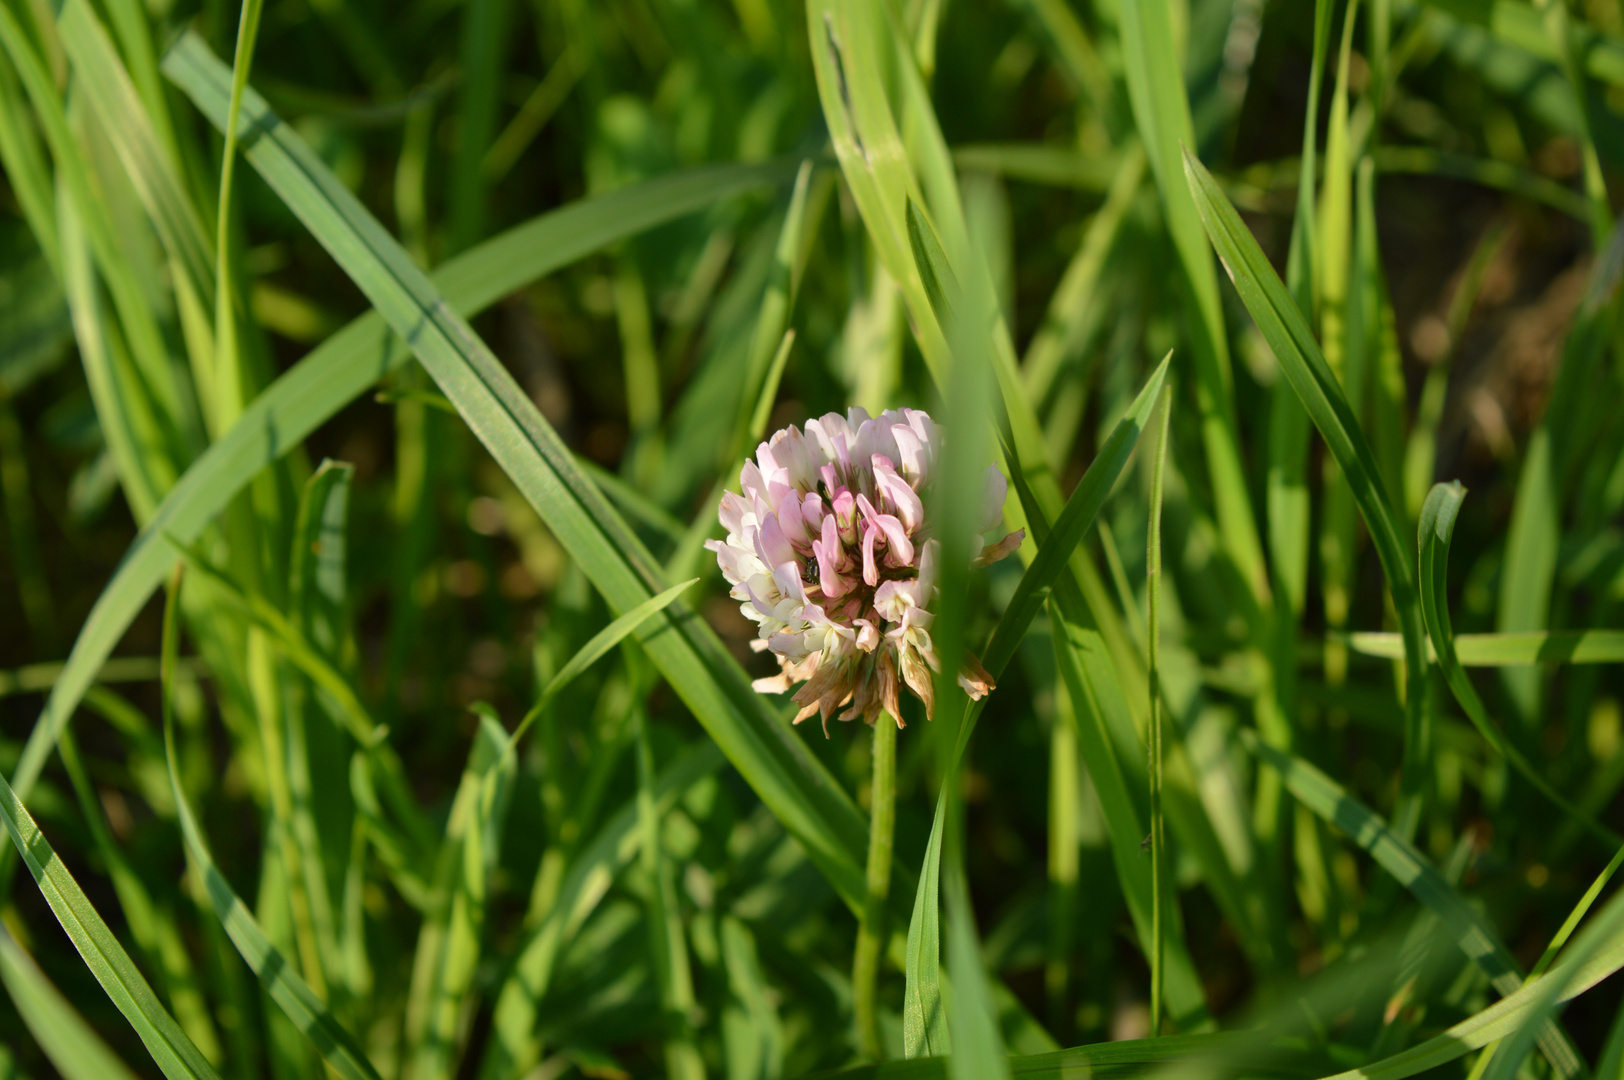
1419, 482, 1620, 848
1244, 730, 1580, 1077
1183, 147, 1432, 837
1348, 630, 1624, 665
160, 574, 382, 1080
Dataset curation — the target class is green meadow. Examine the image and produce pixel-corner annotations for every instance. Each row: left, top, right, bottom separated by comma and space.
1, 0, 1623, 1076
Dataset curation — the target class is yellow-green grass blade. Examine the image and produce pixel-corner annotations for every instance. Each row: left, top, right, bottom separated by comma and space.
160, 24, 878, 932
1348, 630, 1624, 665
1419, 482, 1621, 849
17, 146, 790, 805
1117, 0, 1265, 604
0, 735, 220, 1076
0, 929, 143, 1080
1183, 147, 1432, 838
160, 575, 382, 1080
899, 354, 1172, 1057
1245, 729, 1581, 1077
52, 0, 213, 312
1051, 613, 1212, 1031
404, 709, 508, 1080
210, 0, 264, 431
0, 4, 194, 452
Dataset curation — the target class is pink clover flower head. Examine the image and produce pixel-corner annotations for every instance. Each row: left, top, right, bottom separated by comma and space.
705, 407, 1024, 734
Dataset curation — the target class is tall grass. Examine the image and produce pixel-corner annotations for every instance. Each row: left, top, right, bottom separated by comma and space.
0, 0, 1622, 1077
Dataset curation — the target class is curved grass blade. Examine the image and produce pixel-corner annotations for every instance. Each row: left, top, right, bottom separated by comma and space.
902, 354, 1179, 1055
0, 928, 143, 1080
19, 142, 789, 803
507, 578, 698, 747
1183, 146, 1432, 838
160, 573, 382, 1080
0, 729, 220, 1077
1419, 482, 1621, 848
1244, 729, 1581, 1077
1348, 629, 1624, 665
1117, 0, 1265, 602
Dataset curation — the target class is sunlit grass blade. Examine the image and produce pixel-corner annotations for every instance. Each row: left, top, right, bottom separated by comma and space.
1145, 388, 1170, 1036
1348, 629, 1624, 665
19, 147, 791, 804
1244, 729, 1581, 1077
1117, 0, 1265, 603
1419, 482, 1621, 848
160, 573, 382, 1080
0, 731, 220, 1077
53, 0, 214, 310
0, 929, 143, 1080
1050, 611, 1211, 1031
1183, 146, 1432, 837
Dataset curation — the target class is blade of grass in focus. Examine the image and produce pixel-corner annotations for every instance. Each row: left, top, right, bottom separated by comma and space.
1245, 729, 1582, 1077
1184, 147, 1431, 840
160, 572, 383, 1080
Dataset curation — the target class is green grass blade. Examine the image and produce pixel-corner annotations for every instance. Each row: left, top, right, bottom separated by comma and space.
1245, 730, 1581, 1077
1117, 0, 1265, 603
508, 577, 697, 746
1348, 629, 1624, 665
1419, 482, 1620, 848
1051, 611, 1211, 1030
903, 796, 949, 1059
18, 150, 790, 804
0, 733, 220, 1077
210, 0, 264, 430
1145, 388, 1171, 1036
160, 574, 382, 1080
1182, 146, 1432, 837
0, 929, 143, 1080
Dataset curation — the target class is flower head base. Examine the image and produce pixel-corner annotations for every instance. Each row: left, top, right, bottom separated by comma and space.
707, 407, 1023, 734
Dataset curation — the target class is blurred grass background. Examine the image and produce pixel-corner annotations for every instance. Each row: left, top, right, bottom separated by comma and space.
0, 0, 1623, 1076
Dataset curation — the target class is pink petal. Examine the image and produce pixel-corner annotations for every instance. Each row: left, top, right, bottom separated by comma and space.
979, 465, 1009, 533
756, 513, 797, 570
861, 521, 880, 587
873, 457, 923, 531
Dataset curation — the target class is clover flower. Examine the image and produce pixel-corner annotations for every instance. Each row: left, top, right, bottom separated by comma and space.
706, 407, 1023, 734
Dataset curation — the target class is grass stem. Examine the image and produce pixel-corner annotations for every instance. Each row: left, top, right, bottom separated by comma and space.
855, 713, 897, 1059
1147, 387, 1171, 1037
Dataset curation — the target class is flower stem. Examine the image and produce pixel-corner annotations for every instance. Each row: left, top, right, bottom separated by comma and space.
854, 714, 897, 1059
1147, 389, 1172, 1037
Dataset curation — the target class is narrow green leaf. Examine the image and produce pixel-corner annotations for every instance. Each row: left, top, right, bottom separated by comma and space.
1348, 629, 1624, 665
160, 574, 382, 1080
903, 797, 949, 1059
1245, 730, 1581, 1077
0, 929, 143, 1080
1183, 146, 1432, 837
0, 727, 219, 1077
1419, 482, 1620, 848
